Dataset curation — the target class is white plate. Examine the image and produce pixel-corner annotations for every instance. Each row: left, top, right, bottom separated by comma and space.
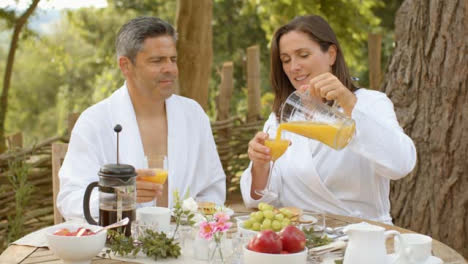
235, 216, 258, 236
388, 253, 443, 264
215, 206, 234, 216
236, 213, 318, 223
299, 214, 318, 224
171, 205, 234, 217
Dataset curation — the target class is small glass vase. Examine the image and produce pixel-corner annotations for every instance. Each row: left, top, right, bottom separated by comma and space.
208, 232, 233, 264
178, 225, 196, 258
209, 240, 226, 264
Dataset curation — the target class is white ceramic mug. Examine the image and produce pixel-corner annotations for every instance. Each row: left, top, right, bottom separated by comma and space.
136, 207, 171, 233
394, 233, 432, 264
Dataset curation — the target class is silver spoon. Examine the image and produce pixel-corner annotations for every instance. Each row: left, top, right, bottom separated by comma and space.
325, 226, 345, 236
76, 217, 130, 237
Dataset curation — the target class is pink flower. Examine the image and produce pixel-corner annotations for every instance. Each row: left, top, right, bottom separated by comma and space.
199, 221, 214, 239
214, 212, 230, 223
213, 220, 232, 233
199, 213, 233, 241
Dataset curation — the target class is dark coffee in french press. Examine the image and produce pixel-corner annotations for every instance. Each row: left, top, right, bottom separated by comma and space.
83, 124, 137, 236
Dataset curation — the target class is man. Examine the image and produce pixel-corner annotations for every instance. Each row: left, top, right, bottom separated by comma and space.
57, 17, 226, 220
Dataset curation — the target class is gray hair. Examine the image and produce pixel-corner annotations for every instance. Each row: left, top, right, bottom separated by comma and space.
115, 16, 177, 63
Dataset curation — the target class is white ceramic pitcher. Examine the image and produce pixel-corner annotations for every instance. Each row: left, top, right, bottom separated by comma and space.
343, 222, 401, 264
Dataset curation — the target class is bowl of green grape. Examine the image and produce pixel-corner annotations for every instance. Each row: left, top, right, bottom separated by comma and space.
237, 203, 302, 235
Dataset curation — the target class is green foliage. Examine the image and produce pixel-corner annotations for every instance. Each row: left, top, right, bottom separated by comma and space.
211, 0, 271, 119
353, 0, 404, 88
261, 92, 274, 118
0, 8, 16, 27
248, 0, 383, 79
6, 155, 34, 244
0, 0, 401, 148
139, 229, 181, 260
108, 0, 177, 24
171, 189, 196, 238
4, 7, 130, 143
65, 7, 135, 60
5, 23, 95, 141
372, 0, 404, 30
107, 229, 181, 260
302, 225, 333, 248
107, 230, 140, 257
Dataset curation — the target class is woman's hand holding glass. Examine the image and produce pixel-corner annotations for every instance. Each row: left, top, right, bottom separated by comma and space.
248, 127, 289, 200
248, 131, 272, 165
248, 131, 272, 200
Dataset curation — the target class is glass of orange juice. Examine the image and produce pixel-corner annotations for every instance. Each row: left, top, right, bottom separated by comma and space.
255, 126, 289, 199
140, 154, 168, 206
264, 139, 289, 161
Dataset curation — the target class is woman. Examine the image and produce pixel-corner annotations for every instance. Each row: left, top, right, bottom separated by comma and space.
240, 15, 416, 224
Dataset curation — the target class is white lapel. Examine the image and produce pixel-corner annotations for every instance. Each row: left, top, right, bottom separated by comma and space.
288, 135, 353, 215
165, 95, 190, 206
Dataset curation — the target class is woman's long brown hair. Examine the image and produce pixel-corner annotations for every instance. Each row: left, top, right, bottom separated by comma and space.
270, 15, 358, 118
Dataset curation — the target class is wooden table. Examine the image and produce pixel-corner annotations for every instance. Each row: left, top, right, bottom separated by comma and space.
1, 212, 466, 264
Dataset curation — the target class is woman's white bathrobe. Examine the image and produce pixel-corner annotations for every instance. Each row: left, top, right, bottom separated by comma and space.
240, 89, 417, 224
57, 84, 226, 220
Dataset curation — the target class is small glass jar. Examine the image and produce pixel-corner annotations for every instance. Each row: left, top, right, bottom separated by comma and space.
178, 225, 197, 258
130, 219, 159, 240
208, 232, 233, 264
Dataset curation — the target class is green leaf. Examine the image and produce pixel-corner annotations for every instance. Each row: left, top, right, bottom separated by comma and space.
183, 188, 190, 199
302, 226, 333, 248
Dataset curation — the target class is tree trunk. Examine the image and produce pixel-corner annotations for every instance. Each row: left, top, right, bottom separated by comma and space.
0, 0, 41, 153
175, 0, 213, 110
383, 0, 468, 258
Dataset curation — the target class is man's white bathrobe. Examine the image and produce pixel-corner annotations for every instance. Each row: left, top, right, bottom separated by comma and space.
240, 89, 417, 224
57, 84, 226, 220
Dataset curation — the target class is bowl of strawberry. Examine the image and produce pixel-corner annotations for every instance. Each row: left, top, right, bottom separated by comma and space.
243, 225, 307, 264
46, 223, 106, 264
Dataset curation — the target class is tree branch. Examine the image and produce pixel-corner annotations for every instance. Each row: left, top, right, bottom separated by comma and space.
0, 0, 41, 153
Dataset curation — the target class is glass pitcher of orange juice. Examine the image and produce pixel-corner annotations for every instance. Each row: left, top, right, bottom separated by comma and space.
279, 91, 355, 150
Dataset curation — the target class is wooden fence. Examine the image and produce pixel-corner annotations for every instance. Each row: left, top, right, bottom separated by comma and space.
0, 135, 67, 250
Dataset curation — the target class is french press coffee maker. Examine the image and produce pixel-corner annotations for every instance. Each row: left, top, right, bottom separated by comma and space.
83, 125, 136, 236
